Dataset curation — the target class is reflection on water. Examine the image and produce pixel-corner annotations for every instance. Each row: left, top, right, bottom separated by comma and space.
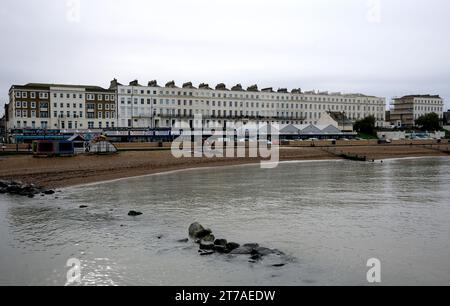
1, 157, 450, 285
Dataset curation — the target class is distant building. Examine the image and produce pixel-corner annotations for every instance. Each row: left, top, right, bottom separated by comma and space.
6, 79, 387, 133
112, 79, 386, 129
390, 95, 444, 128
0, 114, 6, 143
6, 83, 117, 131
317, 111, 354, 132
443, 110, 450, 125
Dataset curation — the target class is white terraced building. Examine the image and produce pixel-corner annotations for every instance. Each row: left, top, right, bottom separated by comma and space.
111, 79, 386, 129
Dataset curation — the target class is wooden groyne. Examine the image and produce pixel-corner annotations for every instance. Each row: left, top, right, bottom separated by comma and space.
321, 148, 368, 162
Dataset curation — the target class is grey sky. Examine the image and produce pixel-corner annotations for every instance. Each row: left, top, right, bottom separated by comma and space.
1, 0, 449, 117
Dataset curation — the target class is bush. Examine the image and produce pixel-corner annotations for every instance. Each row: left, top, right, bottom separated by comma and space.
354, 116, 376, 135
415, 113, 441, 131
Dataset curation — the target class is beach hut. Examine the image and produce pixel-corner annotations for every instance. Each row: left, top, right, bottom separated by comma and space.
33, 140, 74, 157
88, 141, 118, 154
67, 134, 86, 154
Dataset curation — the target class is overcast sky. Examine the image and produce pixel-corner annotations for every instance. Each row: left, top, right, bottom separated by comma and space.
1, 0, 449, 117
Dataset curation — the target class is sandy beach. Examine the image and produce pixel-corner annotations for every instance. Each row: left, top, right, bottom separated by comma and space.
0, 145, 448, 188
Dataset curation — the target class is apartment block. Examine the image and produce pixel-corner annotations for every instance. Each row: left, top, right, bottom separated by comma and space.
112, 79, 386, 129
390, 95, 444, 127
8, 83, 116, 130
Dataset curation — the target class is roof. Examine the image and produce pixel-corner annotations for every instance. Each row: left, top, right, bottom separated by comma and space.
279, 124, 300, 134
396, 95, 442, 100
327, 111, 353, 125
320, 125, 342, 134
67, 134, 85, 142
10, 83, 113, 93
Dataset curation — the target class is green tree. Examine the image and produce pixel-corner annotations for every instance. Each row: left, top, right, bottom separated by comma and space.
354, 115, 376, 135
415, 113, 441, 131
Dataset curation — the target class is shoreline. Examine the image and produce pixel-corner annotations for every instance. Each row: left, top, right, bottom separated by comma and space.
66, 159, 347, 189
0, 145, 448, 189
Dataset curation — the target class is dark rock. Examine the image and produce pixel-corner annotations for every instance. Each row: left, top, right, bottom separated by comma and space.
0, 180, 8, 188
177, 238, 189, 243
79, 205, 88, 209
157, 235, 163, 239
272, 264, 285, 267
213, 245, 228, 253
44, 190, 55, 195
226, 242, 240, 251
250, 253, 263, 261
201, 234, 215, 243
188, 222, 205, 238
253, 247, 275, 256
230, 245, 255, 255
214, 239, 228, 247
128, 211, 143, 216
27, 194, 35, 198
200, 251, 215, 256
0, 188, 6, 194
199, 241, 215, 250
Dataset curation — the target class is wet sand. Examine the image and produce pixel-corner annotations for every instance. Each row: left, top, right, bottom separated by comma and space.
0, 145, 447, 188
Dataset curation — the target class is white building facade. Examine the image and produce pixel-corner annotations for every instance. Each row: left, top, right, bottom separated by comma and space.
113, 80, 386, 129
390, 95, 444, 127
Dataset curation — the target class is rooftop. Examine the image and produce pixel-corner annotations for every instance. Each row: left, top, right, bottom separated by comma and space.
10, 83, 114, 92
395, 95, 442, 100
115, 79, 381, 98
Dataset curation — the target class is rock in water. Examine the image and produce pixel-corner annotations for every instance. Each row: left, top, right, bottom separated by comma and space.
44, 190, 55, 195
188, 222, 204, 238
201, 234, 215, 243
199, 241, 215, 250
226, 242, 240, 251
229, 243, 260, 255
79, 205, 88, 209
188, 223, 212, 240
214, 239, 228, 247
128, 211, 143, 216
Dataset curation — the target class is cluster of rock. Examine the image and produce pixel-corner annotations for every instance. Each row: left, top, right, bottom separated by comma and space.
188, 222, 287, 265
0, 180, 55, 198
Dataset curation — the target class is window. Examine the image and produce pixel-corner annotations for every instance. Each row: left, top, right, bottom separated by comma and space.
98, 95, 103, 101
31, 92, 36, 99
22, 92, 27, 98
98, 112, 102, 119
16, 92, 21, 98
98, 104, 103, 110
16, 101, 21, 108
